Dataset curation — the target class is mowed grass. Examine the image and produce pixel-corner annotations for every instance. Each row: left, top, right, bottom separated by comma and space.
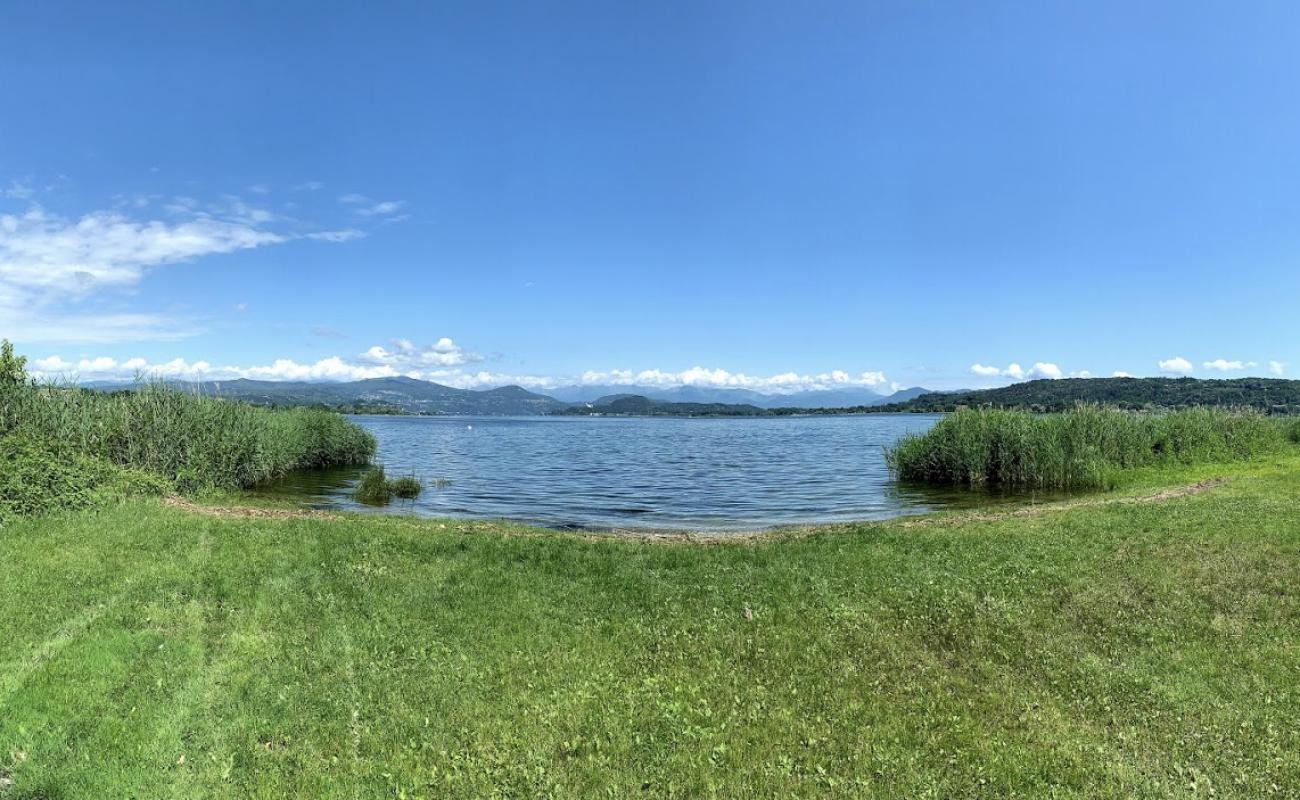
2, 455, 1299, 798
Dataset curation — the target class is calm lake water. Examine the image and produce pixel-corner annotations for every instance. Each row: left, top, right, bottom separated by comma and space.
258, 413, 988, 531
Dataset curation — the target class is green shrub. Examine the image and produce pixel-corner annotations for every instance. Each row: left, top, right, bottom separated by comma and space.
0, 433, 170, 524
887, 405, 1289, 490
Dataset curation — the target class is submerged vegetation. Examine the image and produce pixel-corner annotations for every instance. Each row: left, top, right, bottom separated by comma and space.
887, 405, 1288, 489
0, 340, 374, 521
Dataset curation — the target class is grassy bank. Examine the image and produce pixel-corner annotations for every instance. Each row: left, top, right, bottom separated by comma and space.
0, 341, 374, 522
1, 453, 1298, 798
887, 405, 1288, 489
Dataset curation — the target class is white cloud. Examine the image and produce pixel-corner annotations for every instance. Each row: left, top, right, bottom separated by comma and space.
0, 198, 367, 344
570, 366, 888, 393
1028, 362, 1062, 379
970, 361, 1062, 380
292, 181, 324, 192
0, 207, 285, 303
1269, 360, 1285, 376
1158, 357, 1194, 375
358, 337, 479, 369
1202, 359, 1250, 371
26, 347, 893, 394
1112, 371, 1133, 378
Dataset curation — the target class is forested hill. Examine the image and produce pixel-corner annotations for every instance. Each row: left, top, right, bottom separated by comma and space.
879, 377, 1300, 413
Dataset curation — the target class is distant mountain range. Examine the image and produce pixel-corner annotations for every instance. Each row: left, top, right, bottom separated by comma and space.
546, 384, 929, 409
85, 375, 1300, 416
85, 376, 931, 416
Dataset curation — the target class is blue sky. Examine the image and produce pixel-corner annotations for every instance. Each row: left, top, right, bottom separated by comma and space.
1, 1, 1296, 392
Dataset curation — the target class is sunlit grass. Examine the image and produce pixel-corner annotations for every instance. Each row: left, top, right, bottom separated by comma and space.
1, 454, 1298, 797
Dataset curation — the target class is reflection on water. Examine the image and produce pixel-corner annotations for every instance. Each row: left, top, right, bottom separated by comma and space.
252, 414, 1068, 531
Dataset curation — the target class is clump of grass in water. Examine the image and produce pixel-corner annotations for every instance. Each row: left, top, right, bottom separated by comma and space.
354, 469, 423, 504
390, 475, 422, 499
887, 404, 1289, 490
353, 466, 395, 504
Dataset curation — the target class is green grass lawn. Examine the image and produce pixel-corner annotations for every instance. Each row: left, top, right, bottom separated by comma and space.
2, 456, 1299, 798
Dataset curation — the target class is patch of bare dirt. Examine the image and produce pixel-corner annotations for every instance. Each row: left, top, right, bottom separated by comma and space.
163, 496, 341, 521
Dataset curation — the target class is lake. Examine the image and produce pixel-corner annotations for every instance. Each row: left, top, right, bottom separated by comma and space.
259, 413, 981, 531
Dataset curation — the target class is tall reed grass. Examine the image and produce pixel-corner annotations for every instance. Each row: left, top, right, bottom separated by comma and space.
1, 342, 375, 496
886, 405, 1288, 490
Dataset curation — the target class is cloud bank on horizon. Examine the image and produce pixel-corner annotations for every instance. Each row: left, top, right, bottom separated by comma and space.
26, 340, 899, 394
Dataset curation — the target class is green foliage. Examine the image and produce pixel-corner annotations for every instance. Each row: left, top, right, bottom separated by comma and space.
353, 468, 423, 503
0, 338, 28, 390
353, 466, 395, 504
887, 405, 1288, 489
390, 475, 423, 498
0, 433, 169, 524
0, 340, 375, 516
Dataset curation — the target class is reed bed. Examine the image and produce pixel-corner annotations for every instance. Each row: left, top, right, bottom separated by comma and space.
886, 405, 1288, 490
1, 342, 375, 502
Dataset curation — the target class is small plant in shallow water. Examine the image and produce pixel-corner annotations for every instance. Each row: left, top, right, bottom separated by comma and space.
390, 475, 422, 499
353, 469, 422, 504
353, 466, 394, 504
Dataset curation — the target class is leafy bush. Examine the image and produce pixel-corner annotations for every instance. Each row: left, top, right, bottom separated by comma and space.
887, 405, 1289, 490
0, 433, 170, 524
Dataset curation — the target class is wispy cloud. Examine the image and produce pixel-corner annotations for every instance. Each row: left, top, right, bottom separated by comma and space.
3, 179, 36, 200
338, 193, 407, 219
1202, 358, 1254, 371
0, 192, 367, 344
1269, 360, 1285, 376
